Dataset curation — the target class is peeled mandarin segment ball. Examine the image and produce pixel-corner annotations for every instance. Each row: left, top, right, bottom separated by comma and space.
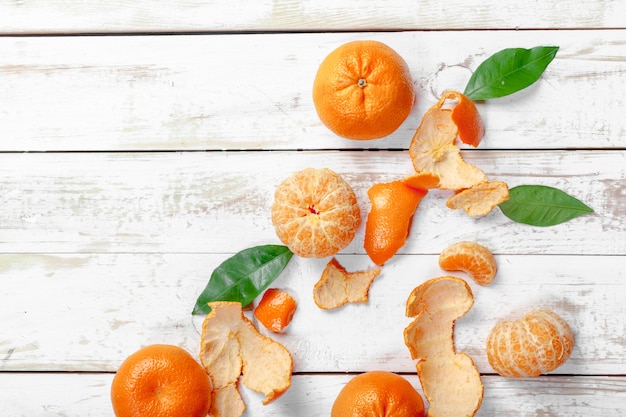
404, 277, 484, 417
313, 257, 382, 310
110, 344, 212, 417
253, 288, 297, 333
271, 168, 360, 258
446, 180, 510, 217
409, 93, 487, 190
199, 302, 293, 417
364, 179, 428, 265
486, 309, 575, 378
438, 240, 497, 286
312, 40, 415, 140
331, 371, 425, 417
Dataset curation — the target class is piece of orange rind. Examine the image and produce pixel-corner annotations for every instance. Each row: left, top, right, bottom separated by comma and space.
446, 180, 509, 217
409, 99, 486, 191
313, 258, 382, 310
404, 276, 483, 417
199, 302, 293, 417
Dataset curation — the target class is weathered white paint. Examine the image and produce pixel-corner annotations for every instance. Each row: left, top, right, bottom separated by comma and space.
0, 5, 624, 415
1, 30, 625, 151
0, 1, 625, 33
1, 373, 625, 416
0, 150, 621, 254
0, 253, 624, 376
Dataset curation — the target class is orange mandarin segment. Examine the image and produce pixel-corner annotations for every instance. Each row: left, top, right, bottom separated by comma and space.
438, 241, 497, 285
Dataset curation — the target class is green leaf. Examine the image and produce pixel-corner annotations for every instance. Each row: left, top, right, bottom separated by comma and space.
464, 46, 559, 100
192, 245, 294, 315
499, 185, 594, 227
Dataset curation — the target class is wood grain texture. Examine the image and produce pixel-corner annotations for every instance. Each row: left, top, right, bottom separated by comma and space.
1, 373, 625, 416
1, 30, 626, 151
0, 0, 625, 33
1, 253, 624, 375
0, 150, 621, 255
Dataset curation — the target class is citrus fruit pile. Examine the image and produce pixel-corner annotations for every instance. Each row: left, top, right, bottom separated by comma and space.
111, 40, 575, 417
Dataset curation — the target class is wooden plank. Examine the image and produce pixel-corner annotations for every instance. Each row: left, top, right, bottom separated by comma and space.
1, 372, 624, 416
0, 150, 621, 255
1, 30, 625, 151
0, 1, 625, 34
1, 253, 624, 374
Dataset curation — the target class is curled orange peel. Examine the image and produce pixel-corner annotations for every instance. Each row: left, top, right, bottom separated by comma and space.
364, 176, 431, 265
313, 258, 382, 310
404, 276, 484, 417
200, 302, 293, 417
446, 180, 510, 217
409, 91, 487, 190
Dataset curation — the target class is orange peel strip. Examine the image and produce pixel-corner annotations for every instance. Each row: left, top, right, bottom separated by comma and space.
446, 180, 510, 217
444, 90, 485, 147
404, 277, 484, 417
313, 258, 382, 309
254, 288, 297, 333
200, 301, 293, 417
409, 95, 486, 190
364, 179, 428, 265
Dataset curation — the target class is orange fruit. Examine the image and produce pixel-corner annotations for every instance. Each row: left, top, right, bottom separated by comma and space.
438, 240, 497, 285
486, 309, 575, 378
254, 288, 297, 332
312, 40, 415, 140
364, 174, 436, 265
331, 370, 425, 417
111, 344, 211, 417
271, 167, 361, 258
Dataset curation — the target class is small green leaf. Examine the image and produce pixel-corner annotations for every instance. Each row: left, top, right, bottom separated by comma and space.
499, 185, 594, 227
464, 46, 559, 100
192, 245, 294, 315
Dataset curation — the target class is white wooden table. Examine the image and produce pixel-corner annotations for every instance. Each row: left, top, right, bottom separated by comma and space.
1, 2, 625, 416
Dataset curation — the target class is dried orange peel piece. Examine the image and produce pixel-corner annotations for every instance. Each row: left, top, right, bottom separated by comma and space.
313, 258, 382, 309
446, 180, 510, 217
446, 90, 485, 147
404, 276, 483, 417
200, 302, 293, 417
254, 288, 297, 333
487, 309, 575, 378
439, 241, 497, 286
364, 174, 435, 265
409, 91, 487, 190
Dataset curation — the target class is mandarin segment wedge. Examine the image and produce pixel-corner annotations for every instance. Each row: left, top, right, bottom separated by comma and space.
271, 167, 360, 258
199, 302, 293, 417
438, 241, 497, 286
313, 258, 382, 310
486, 309, 575, 378
404, 277, 483, 417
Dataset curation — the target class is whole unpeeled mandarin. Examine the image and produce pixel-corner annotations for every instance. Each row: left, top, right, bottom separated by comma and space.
331, 370, 425, 417
111, 344, 211, 417
313, 40, 415, 140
